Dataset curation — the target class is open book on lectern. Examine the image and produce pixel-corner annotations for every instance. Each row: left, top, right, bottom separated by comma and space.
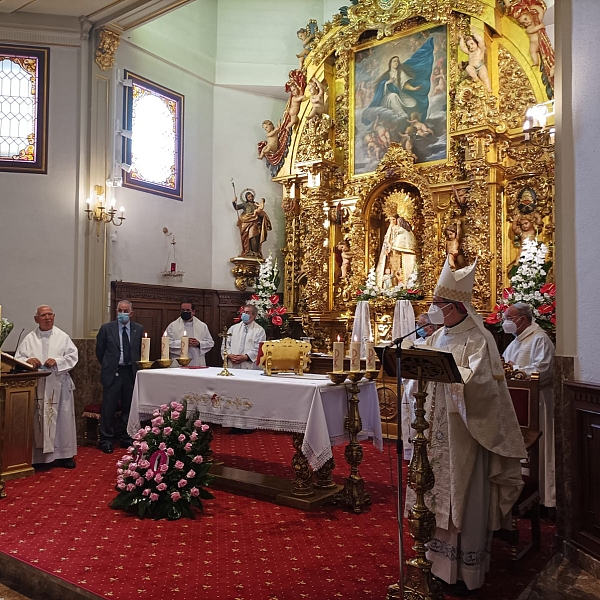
375, 343, 462, 384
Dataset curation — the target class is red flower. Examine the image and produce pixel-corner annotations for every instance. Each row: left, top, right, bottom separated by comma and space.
356, 290, 363, 296
251, 294, 260, 300
267, 308, 275, 317
502, 287, 515, 300
537, 303, 554, 315
270, 294, 280, 305
275, 306, 287, 315
550, 314, 556, 324
233, 317, 241, 323
271, 315, 283, 326
540, 282, 556, 296
485, 313, 501, 324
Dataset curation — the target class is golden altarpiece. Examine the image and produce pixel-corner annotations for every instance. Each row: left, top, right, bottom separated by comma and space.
261, 0, 555, 438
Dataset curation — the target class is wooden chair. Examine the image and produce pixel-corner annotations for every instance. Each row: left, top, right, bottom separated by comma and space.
495, 368, 542, 569
258, 338, 311, 376
82, 402, 122, 446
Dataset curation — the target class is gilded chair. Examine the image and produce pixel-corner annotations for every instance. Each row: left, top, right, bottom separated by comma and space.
259, 338, 311, 376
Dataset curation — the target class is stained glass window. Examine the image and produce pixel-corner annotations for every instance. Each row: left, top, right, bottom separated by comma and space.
0, 44, 49, 174
122, 71, 183, 200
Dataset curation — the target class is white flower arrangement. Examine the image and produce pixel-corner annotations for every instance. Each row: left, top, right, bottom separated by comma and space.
356, 268, 423, 302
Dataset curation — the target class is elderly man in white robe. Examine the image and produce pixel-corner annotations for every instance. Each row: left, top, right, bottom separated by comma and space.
166, 301, 214, 366
221, 303, 266, 434
502, 301, 556, 510
405, 259, 526, 595
16, 305, 78, 468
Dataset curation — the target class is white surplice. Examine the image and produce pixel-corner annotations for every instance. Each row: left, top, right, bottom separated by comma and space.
405, 316, 526, 590
167, 316, 214, 366
503, 322, 556, 507
15, 326, 78, 463
221, 320, 266, 370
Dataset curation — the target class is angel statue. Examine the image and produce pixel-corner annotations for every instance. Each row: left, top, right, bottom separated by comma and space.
231, 188, 272, 259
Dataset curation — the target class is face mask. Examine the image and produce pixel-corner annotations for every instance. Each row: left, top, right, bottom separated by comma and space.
241, 313, 251, 323
117, 313, 130, 324
502, 319, 518, 335
181, 311, 192, 321
427, 303, 445, 325
416, 327, 427, 338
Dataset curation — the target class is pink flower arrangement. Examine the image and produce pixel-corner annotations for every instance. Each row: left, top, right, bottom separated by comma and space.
111, 400, 214, 521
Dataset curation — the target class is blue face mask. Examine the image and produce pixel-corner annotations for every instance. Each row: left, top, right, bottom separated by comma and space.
117, 313, 130, 324
241, 313, 251, 323
416, 327, 427, 338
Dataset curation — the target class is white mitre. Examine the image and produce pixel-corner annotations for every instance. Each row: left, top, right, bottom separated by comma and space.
434, 258, 477, 303
434, 257, 505, 380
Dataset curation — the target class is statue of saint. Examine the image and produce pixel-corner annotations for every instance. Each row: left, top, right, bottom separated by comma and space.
445, 219, 466, 269
232, 189, 272, 259
375, 214, 416, 287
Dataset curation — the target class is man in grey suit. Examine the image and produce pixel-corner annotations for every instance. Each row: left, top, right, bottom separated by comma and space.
95, 299, 143, 454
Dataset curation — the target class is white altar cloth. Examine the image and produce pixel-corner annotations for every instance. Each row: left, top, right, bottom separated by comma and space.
128, 367, 383, 470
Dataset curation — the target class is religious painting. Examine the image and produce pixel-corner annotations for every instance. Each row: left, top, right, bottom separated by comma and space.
0, 44, 49, 174
351, 25, 447, 176
517, 186, 537, 214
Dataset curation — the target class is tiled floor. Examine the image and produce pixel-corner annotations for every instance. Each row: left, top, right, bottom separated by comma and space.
516, 554, 600, 600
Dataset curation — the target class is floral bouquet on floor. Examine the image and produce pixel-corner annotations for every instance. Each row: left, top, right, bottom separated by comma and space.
110, 400, 214, 520
485, 238, 556, 333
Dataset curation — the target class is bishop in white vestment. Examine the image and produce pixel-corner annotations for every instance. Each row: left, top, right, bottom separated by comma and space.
405, 261, 526, 593
15, 305, 78, 466
221, 303, 266, 370
502, 302, 556, 508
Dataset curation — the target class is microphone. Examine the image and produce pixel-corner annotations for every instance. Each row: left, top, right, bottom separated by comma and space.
391, 326, 421, 347
13, 328, 25, 356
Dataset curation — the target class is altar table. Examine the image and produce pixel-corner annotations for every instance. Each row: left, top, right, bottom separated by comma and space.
128, 367, 383, 471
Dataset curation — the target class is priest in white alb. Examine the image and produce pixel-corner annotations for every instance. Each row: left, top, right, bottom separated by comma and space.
166, 301, 214, 366
15, 305, 78, 468
221, 303, 266, 370
405, 259, 526, 594
502, 301, 556, 508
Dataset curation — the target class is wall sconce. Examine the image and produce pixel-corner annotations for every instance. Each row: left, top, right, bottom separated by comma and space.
85, 185, 125, 227
523, 100, 555, 148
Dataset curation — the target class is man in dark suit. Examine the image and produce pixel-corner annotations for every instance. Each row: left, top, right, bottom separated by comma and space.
95, 299, 143, 454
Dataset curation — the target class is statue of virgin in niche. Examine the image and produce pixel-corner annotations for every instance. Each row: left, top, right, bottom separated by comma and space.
375, 213, 416, 287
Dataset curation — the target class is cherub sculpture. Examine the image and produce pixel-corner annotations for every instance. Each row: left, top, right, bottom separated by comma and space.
307, 77, 327, 120
459, 30, 493, 93
258, 120, 281, 159
335, 240, 352, 279
512, 211, 543, 247
445, 220, 466, 269
284, 71, 307, 130
296, 28, 315, 69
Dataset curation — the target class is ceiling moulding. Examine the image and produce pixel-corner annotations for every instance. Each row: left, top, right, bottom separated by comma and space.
0, 13, 85, 47
91, 0, 195, 32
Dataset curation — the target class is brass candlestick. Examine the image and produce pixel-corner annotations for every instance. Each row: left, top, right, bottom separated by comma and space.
386, 369, 443, 600
333, 370, 371, 514
177, 357, 192, 367
217, 327, 234, 377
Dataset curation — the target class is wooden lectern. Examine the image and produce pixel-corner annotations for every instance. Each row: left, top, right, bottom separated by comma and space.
377, 343, 461, 600
0, 352, 49, 498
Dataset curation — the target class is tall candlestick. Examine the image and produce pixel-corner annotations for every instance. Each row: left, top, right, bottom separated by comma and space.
350, 338, 361, 372
141, 334, 151, 362
181, 333, 189, 359
332, 340, 344, 373
161, 331, 170, 360
365, 340, 376, 371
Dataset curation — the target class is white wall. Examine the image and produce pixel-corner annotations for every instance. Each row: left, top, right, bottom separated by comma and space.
0, 45, 82, 342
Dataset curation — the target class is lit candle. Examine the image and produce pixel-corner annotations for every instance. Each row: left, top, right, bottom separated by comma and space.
161, 331, 170, 360
350, 337, 361, 372
141, 333, 150, 362
332, 336, 344, 373
366, 339, 376, 371
181, 332, 189, 359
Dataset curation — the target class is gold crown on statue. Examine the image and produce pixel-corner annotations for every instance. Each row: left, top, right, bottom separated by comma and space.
383, 189, 415, 222
434, 257, 477, 303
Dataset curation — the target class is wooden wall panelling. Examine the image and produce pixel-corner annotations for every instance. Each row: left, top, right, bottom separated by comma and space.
566, 381, 600, 561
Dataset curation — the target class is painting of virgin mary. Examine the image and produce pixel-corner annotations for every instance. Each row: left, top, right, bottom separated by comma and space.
353, 25, 447, 175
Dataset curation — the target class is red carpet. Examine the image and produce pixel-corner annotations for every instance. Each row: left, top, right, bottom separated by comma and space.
0, 428, 555, 600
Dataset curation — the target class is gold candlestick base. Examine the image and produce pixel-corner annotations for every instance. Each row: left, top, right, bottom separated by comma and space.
327, 371, 347, 385
363, 369, 379, 380
136, 360, 154, 370
217, 350, 234, 376
346, 370, 365, 382
177, 357, 192, 367
154, 358, 172, 368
